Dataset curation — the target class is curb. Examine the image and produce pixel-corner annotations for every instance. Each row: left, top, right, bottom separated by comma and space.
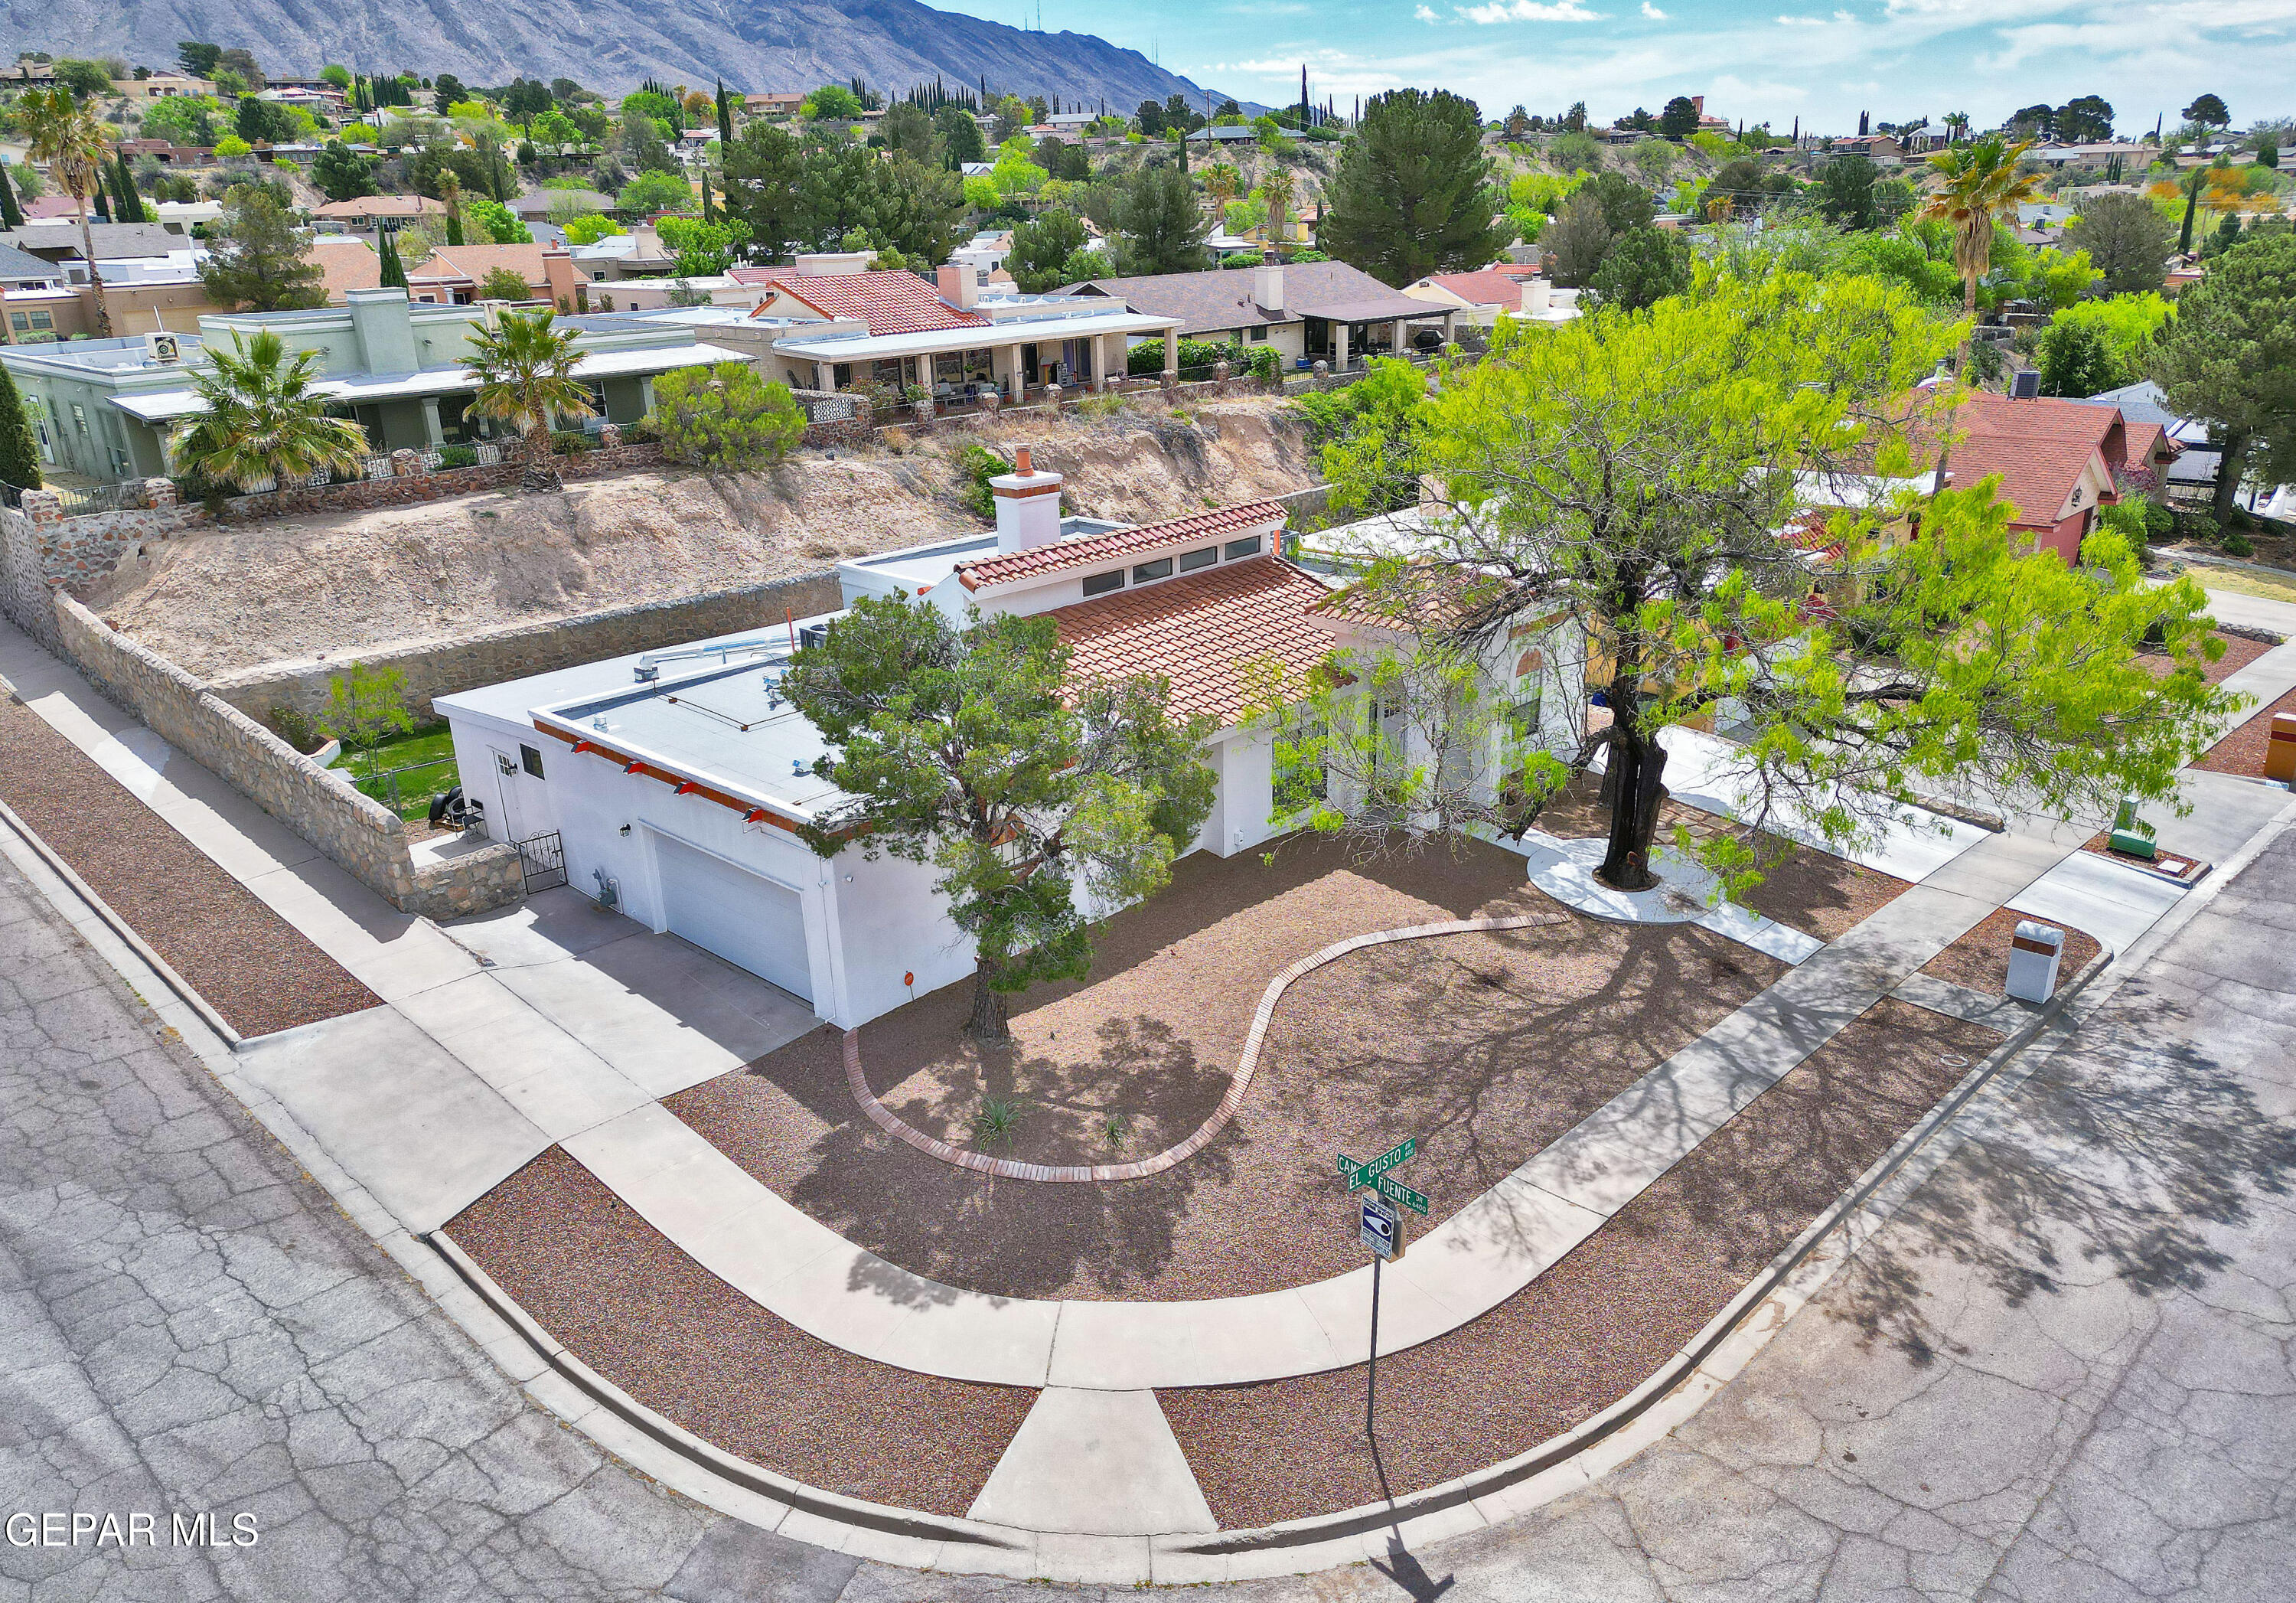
421, 1227, 1027, 1553
843, 912, 1564, 1182
0, 790, 244, 1050
1164, 944, 2112, 1559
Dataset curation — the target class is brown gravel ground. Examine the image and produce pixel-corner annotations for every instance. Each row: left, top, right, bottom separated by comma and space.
446, 1147, 1033, 1516
0, 698, 380, 1037
1534, 773, 1912, 941
1918, 906, 2103, 995
2196, 681, 2296, 778
1158, 997, 2006, 1528
2138, 630, 2274, 686
669, 834, 1785, 1301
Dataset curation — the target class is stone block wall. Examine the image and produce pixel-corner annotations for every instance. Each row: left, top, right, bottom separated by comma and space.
209, 570, 846, 723
50, 595, 525, 919
0, 504, 54, 649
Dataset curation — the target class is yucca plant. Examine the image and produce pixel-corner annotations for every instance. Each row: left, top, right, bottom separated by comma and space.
971, 1095, 1026, 1148
461, 309, 596, 491
167, 331, 370, 504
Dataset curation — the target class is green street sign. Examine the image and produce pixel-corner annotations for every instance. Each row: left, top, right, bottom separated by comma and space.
1336, 1137, 1419, 1198
1373, 1171, 1430, 1216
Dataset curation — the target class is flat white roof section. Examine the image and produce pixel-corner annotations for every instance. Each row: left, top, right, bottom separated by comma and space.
771, 309, 1178, 362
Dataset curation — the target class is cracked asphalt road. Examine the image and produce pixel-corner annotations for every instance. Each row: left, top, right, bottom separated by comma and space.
5, 822, 2294, 1601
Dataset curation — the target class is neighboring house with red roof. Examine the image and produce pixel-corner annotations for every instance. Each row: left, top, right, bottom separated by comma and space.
1062, 259, 1456, 370
1943, 390, 2147, 563
1401, 267, 1544, 327
407, 243, 589, 311
723, 256, 1179, 401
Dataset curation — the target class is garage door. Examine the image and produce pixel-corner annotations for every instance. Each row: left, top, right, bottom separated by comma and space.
652, 834, 813, 1002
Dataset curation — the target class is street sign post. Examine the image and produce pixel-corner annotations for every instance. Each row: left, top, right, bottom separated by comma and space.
1337, 1138, 1427, 1445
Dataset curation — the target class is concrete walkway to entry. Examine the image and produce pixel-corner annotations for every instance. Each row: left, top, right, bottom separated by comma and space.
559, 825, 2089, 1392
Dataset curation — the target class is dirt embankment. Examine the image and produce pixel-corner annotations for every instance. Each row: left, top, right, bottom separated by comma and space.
83, 399, 1318, 680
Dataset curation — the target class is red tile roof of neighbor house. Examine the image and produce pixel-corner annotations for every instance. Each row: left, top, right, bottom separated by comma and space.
957, 501, 1287, 590
410, 243, 575, 287
1049, 556, 1336, 726
732, 267, 990, 335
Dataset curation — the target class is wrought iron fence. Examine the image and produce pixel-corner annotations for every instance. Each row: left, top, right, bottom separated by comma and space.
515, 831, 568, 893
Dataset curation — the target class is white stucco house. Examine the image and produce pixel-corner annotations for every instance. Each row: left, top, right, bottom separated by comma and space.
436, 458, 1590, 1030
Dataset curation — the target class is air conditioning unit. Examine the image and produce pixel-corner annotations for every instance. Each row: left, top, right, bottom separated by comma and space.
144, 332, 183, 364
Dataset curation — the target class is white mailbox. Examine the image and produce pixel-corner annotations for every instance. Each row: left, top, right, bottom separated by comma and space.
2006, 919, 2064, 1003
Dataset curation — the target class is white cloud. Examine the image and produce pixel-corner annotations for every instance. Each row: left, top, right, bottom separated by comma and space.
1459, 0, 1604, 20
1776, 13, 1828, 23
1415, 3, 1440, 15
1642, 1, 1669, 15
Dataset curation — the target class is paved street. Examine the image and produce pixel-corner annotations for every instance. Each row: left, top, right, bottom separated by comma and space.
5, 812, 2295, 1600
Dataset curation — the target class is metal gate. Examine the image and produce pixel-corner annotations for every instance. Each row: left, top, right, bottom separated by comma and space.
515, 831, 566, 893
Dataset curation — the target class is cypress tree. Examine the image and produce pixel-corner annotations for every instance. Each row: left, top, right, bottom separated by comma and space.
700, 168, 715, 220
716, 78, 733, 145
0, 362, 42, 491
0, 164, 21, 230
378, 226, 406, 288
93, 177, 113, 224
113, 153, 148, 224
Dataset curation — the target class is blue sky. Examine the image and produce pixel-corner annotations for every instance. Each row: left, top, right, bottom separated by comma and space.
930, 0, 2294, 137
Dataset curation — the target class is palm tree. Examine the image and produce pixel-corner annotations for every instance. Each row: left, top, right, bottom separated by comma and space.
168, 331, 371, 504
1919, 134, 2040, 374
461, 310, 595, 491
20, 88, 116, 338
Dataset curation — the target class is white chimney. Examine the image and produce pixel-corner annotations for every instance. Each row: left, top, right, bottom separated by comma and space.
990, 446, 1065, 554
936, 260, 980, 309
1520, 278, 1551, 315
1254, 261, 1284, 312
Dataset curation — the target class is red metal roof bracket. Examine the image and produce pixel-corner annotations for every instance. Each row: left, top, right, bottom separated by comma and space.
674, 780, 697, 795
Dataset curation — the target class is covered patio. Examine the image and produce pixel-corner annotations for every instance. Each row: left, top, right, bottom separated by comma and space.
770, 306, 1182, 403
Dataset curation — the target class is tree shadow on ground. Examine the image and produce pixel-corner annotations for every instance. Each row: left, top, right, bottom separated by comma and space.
1824, 982, 2296, 1367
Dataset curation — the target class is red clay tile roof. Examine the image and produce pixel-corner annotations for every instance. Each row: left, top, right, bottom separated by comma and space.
957, 501, 1287, 590
1049, 556, 1336, 726
735, 268, 989, 335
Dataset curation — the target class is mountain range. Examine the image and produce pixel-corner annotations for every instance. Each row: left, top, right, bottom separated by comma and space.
5, 0, 1234, 113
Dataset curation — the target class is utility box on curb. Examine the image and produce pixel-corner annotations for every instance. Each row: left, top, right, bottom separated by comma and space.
2267, 712, 2296, 784
2007, 919, 2065, 1003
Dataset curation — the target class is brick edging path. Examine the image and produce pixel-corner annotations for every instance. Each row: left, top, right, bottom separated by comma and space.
843, 913, 1556, 1183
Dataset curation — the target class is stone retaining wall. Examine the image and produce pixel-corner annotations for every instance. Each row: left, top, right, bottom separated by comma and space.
0, 504, 54, 649
49, 594, 526, 920
209, 570, 846, 723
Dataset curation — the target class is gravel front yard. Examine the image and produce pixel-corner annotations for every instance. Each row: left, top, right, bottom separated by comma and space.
2196, 681, 2296, 779
1156, 997, 2007, 1528
670, 834, 1786, 1302
0, 699, 380, 1037
1920, 906, 2103, 995
446, 1147, 1034, 1516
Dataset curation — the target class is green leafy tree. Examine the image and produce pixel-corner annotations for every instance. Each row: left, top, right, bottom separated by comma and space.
320, 64, 352, 91
2037, 294, 2170, 395
2054, 95, 2115, 145
310, 139, 375, 202
1112, 162, 1211, 276
803, 83, 864, 119
1544, 191, 1613, 287
1919, 134, 2040, 369
0, 164, 20, 233
2152, 233, 2296, 518
320, 661, 417, 784
197, 182, 325, 311
1590, 226, 1691, 311
1658, 96, 1700, 141
1550, 129, 1604, 175
2036, 318, 2119, 397
460, 309, 597, 491
233, 94, 296, 145
784, 595, 1217, 1039
1294, 356, 1428, 514
178, 42, 223, 78
655, 213, 751, 273
651, 361, 805, 470
477, 265, 532, 301
879, 101, 936, 164
2065, 191, 2172, 295
617, 170, 693, 215
1817, 153, 1880, 230
139, 93, 219, 145
936, 105, 986, 166
20, 87, 115, 335
617, 112, 677, 175
465, 196, 531, 243
1008, 206, 1090, 291
53, 59, 116, 100
530, 106, 582, 153
0, 361, 42, 490
2183, 94, 2229, 129
1322, 87, 1506, 286
1308, 269, 2237, 893
168, 330, 369, 501
109, 152, 147, 224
